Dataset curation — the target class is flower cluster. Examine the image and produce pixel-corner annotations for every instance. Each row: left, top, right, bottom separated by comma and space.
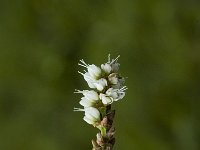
74, 55, 127, 127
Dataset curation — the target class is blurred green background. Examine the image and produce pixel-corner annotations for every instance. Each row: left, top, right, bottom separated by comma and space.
0, 0, 200, 150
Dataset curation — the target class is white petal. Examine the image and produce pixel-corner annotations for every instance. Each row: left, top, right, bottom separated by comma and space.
85, 107, 100, 120
93, 83, 104, 91
106, 88, 118, 99
99, 94, 113, 105
84, 91, 99, 101
85, 112, 95, 121
108, 73, 118, 85
103, 97, 113, 105
93, 78, 107, 91
83, 72, 93, 82
88, 65, 102, 79
101, 63, 112, 74
83, 116, 94, 125
79, 97, 93, 107
117, 92, 125, 100
87, 81, 96, 88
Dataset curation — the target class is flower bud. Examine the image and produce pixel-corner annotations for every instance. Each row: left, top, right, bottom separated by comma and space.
96, 133, 104, 147
108, 73, 119, 85
92, 140, 101, 149
93, 78, 108, 91
101, 63, 112, 74
99, 93, 114, 105
107, 126, 115, 138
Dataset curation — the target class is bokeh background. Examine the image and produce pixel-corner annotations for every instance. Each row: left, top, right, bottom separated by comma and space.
0, 0, 200, 150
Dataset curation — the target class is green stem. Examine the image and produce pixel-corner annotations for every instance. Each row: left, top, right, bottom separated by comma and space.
97, 126, 106, 137
100, 126, 106, 137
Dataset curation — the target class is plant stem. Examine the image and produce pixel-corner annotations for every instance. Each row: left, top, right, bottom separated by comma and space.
92, 105, 116, 150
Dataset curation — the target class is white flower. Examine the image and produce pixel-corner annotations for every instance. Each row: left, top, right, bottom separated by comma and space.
75, 90, 99, 107
78, 72, 96, 88
105, 88, 119, 99
83, 107, 101, 125
99, 86, 127, 105
108, 73, 119, 85
74, 107, 101, 126
75, 55, 127, 127
79, 97, 94, 107
78, 59, 102, 79
88, 64, 102, 79
99, 93, 114, 105
93, 78, 108, 91
105, 86, 128, 101
78, 71, 108, 91
75, 90, 99, 101
101, 63, 112, 74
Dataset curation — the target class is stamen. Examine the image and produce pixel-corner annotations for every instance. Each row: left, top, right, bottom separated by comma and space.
78, 59, 89, 68
78, 63, 87, 67
78, 71, 92, 81
108, 54, 111, 63
74, 108, 85, 111
120, 86, 128, 91
74, 89, 83, 93
78, 71, 85, 76
74, 89, 89, 94
111, 55, 120, 64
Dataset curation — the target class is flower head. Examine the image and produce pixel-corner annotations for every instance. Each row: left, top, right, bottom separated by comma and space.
75, 54, 127, 125
74, 54, 127, 149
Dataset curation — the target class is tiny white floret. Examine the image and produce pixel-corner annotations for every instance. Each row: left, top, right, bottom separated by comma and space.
99, 93, 114, 105
108, 73, 119, 85
83, 107, 101, 125
101, 63, 112, 74
87, 64, 102, 79
93, 78, 108, 91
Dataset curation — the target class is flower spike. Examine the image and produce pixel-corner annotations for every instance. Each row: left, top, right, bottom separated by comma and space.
74, 54, 127, 150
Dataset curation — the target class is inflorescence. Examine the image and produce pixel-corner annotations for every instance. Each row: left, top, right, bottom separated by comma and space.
74, 54, 127, 150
